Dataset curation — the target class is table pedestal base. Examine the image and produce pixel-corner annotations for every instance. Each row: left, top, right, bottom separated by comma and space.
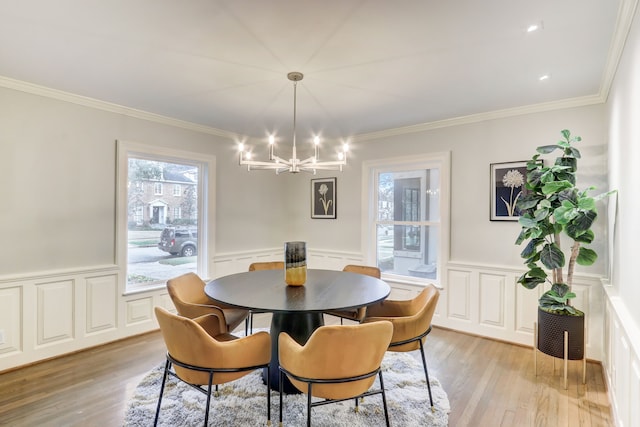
263, 311, 324, 393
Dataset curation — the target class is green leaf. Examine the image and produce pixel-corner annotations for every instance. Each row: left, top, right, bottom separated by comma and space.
518, 216, 538, 228
577, 196, 596, 210
528, 266, 548, 279
574, 229, 594, 244
515, 228, 528, 245
576, 247, 597, 266
520, 238, 542, 258
540, 243, 565, 270
561, 129, 571, 140
537, 145, 561, 154
516, 193, 541, 210
533, 208, 550, 222
551, 283, 570, 297
542, 180, 573, 195
567, 147, 581, 158
571, 209, 597, 232
517, 272, 546, 290
557, 189, 578, 204
539, 169, 555, 184
554, 204, 577, 225
593, 190, 617, 202
539, 285, 576, 312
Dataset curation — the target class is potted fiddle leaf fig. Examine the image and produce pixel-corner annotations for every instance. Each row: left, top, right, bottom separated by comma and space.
515, 129, 614, 360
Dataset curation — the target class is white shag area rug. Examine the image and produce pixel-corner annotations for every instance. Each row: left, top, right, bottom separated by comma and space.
124, 352, 450, 426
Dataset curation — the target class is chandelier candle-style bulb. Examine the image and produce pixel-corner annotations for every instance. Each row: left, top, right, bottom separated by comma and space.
237, 71, 349, 174
313, 136, 320, 159
268, 135, 275, 160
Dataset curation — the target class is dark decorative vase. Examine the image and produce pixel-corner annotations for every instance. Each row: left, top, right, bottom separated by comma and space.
537, 307, 585, 360
284, 241, 306, 286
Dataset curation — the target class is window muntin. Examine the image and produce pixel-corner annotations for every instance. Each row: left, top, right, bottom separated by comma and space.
154, 182, 163, 195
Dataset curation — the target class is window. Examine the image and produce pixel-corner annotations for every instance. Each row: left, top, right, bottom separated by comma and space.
362, 153, 450, 285
173, 184, 181, 196
117, 141, 216, 293
154, 182, 163, 195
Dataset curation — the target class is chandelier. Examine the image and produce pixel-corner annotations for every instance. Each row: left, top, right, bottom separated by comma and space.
238, 72, 348, 174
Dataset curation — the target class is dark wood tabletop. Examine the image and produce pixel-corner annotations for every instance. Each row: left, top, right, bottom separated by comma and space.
204, 268, 390, 313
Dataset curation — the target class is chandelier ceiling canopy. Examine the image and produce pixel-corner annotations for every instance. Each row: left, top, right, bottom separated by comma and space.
238, 72, 348, 174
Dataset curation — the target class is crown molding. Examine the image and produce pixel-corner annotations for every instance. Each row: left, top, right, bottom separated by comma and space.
0, 75, 239, 139
352, 94, 606, 142
599, 0, 639, 102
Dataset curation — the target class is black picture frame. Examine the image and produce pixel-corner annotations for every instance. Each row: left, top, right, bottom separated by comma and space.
311, 177, 337, 219
490, 160, 540, 221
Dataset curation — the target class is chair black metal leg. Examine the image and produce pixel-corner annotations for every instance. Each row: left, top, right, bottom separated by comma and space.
279, 370, 284, 426
419, 341, 434, 411
307, 383, 313, 427
266, 365, 271, 425
153, 360, 171, 427
378, 371, 391, 427
204, 372, 214, 427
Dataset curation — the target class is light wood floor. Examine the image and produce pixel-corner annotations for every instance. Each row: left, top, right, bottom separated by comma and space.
0, 314, 613, 427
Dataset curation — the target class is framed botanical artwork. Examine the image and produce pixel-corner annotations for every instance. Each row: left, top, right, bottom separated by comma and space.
490, 160, 540, 221
311, 177, 337, 219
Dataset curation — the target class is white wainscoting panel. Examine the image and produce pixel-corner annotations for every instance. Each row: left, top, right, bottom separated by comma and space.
86, 275, 117, 334
479, 273, 506, 328
126, 297, 153, 325
36, 280, 74, 347
0, 286, 21, 355
515, 282, 539, 335
631, 360, 640, 427
157, 292, 176, 313
447, 269, 471, 321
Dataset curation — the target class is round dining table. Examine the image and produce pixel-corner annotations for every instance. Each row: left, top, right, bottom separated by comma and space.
204, 268, 390, 393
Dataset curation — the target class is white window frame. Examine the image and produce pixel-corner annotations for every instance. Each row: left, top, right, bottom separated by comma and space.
173, 184, 181, 196
154, 182, 163, 195
116, 140, 216, 294
361, 152, 450, 286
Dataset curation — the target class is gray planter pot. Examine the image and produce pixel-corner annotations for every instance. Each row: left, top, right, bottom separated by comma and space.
537, 307, 585, 360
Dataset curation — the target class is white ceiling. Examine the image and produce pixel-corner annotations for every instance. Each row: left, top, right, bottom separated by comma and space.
0, 0, 626, 144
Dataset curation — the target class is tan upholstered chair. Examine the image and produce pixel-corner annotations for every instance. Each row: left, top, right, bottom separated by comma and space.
278, 321, 393, 427
363, 285, 440, 411
326, 265, 382, 324
249, 261, 285, 271
153, 307, 271, 426
247, 261, 284, 332
167, 272, 249, 334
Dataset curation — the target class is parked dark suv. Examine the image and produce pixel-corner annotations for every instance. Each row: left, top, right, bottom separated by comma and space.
158, 226, 198, 257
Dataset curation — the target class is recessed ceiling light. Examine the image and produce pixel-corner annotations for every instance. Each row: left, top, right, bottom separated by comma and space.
526, 21, 544, 33
539, 74, 550, 81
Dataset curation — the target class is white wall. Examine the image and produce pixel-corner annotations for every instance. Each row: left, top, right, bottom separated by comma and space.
605, 2, 640, 426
